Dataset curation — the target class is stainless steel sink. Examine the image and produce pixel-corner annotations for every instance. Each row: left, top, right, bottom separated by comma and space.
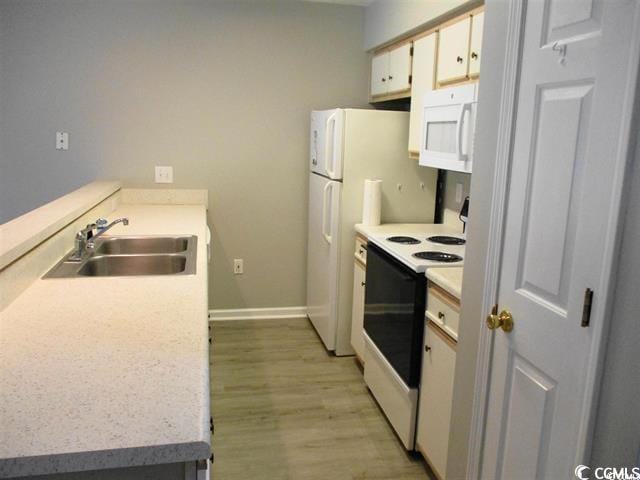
78, 254, 187, 276
95, 236, 189, 255
44, 235, 197, 278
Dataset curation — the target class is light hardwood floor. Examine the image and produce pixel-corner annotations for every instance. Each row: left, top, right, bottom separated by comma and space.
210, 318, 434, 480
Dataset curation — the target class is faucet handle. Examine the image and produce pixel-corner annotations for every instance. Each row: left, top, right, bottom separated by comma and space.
95, 218, 108, 230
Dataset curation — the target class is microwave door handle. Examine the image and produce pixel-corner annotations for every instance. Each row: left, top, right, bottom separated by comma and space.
325, 113, 337, 178
456, 102, 472, 159
322, 182, 332, 244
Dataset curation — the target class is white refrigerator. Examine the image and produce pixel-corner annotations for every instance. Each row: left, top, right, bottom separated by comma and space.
306, 108, 438, 356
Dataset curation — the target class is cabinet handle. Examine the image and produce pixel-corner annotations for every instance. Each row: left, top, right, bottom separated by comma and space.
361, 281, 366, 287
388, 75, 393, 80
425, 345, 431, 353
381, 77, 386, 82
471, 52, 478, 60
438, 311, 445, 320
456, 56, 464, 63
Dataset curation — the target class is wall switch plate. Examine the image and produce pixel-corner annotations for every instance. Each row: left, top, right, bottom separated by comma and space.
155, 166, 174, 183
56, 132, 69, 150
233, 259, 244, 274
455, 183, 464, 204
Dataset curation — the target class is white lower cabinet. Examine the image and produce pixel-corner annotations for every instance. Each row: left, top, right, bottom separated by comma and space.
416, 321, 457, 479
350, 259, 366, 361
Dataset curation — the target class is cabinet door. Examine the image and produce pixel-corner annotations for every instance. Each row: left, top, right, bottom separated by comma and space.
436, 16, 471, 85
408, 33, 437, 154
350, 261, 366, 360
387, 43, 412, 94
370, 52, 389, 96
468, 12, 484, 78
416, 323, 457, 479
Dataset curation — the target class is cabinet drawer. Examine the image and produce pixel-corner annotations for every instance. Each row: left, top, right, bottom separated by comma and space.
354, 235, 367, 265
426, 283, 460, 340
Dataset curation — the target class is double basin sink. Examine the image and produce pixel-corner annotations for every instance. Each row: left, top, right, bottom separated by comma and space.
44, 236, 197, 278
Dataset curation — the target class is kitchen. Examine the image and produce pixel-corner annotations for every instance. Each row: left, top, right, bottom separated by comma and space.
1, 1, 639, 480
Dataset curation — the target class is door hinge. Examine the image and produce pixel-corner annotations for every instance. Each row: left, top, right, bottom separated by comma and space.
409, 74, 412, 85
410, 46, 414, 56
581, 288, 594, 327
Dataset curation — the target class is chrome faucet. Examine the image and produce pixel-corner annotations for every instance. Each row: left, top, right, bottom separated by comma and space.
69, 217, 129, 261
86, 218, 129, 251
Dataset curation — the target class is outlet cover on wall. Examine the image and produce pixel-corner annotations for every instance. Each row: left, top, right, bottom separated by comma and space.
55, 132, 69, 150
155, 166, 174, 183
234, 259, 244, 274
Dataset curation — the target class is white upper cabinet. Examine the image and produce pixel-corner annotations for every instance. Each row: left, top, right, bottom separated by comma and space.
387, 43, 412, 93
370, 43, 412, 99
436, 17, 471, 86
370, 52, 389, 96
468, 12, 484, 78
408, 33, 437, 155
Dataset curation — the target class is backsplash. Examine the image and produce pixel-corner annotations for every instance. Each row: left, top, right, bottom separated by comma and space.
442, 171, 471, 234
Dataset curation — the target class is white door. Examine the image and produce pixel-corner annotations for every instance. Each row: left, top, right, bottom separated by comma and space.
481, 1, 639, 479
306, 173, 341, 351
387, 43, 412, 94
408, 33, 436, 154
370, 52, 389, 96
436, 16, 470, 86
468, 12, 484, 78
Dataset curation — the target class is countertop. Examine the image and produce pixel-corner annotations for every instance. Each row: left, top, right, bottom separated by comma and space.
0, 204, 211, 478
426, 267, 464, 299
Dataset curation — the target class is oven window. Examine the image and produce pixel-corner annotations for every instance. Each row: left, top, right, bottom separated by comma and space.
425, 120, 457, 154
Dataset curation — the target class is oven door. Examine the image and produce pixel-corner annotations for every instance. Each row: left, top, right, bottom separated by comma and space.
363, 243, 426, 388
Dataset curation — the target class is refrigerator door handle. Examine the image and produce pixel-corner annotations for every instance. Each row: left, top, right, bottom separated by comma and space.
322, 182, 333, 245
324, 112, 337, 178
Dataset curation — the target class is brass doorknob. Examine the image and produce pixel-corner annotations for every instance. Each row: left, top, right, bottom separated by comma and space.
486, 310, 514, 332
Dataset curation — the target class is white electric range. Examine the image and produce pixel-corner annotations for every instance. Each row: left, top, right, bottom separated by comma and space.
367, 225, 465, 273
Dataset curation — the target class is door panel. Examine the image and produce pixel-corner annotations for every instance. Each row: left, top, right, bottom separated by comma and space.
517, 83, 593, 310
481, 0, 638, 478
388, 43, 412, 93
437, 17, 471, 85
371, 53, 388, 96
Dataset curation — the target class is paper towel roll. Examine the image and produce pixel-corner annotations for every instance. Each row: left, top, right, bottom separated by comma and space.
362, 179, 382, 226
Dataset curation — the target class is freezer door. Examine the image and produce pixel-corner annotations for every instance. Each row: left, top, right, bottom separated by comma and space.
310, 109, 344, 180
306, 173, 341, 350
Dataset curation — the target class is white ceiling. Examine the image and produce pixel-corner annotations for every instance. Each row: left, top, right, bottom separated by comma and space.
298, 0, 374, 6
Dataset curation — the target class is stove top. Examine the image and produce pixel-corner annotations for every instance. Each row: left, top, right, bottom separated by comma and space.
386, 236, 421, 244
412, 251, 463, 263
427, 235, 466, 246
368, 225, 465, 273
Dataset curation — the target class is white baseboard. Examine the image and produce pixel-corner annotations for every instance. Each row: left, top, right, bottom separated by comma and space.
209, 306, 308, 321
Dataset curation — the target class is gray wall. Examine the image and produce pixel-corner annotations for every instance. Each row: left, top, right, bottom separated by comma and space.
0, 0, 370, 309
590, 130, 640, 467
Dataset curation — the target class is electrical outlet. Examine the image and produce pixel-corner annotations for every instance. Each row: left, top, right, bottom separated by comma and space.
155, 166, 174, 184
233, 259, 244, 275
56, 132, 69, 150
455, 183, 464, 204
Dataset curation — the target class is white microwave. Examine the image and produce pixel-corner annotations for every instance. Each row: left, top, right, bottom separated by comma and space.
419, 84, 478, 173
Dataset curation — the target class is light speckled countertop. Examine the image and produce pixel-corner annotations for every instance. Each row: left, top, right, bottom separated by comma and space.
426, 267, 464, 299
0, 204, 210, 478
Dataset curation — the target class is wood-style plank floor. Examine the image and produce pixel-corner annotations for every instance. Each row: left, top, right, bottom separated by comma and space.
210, 318, 434, 480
